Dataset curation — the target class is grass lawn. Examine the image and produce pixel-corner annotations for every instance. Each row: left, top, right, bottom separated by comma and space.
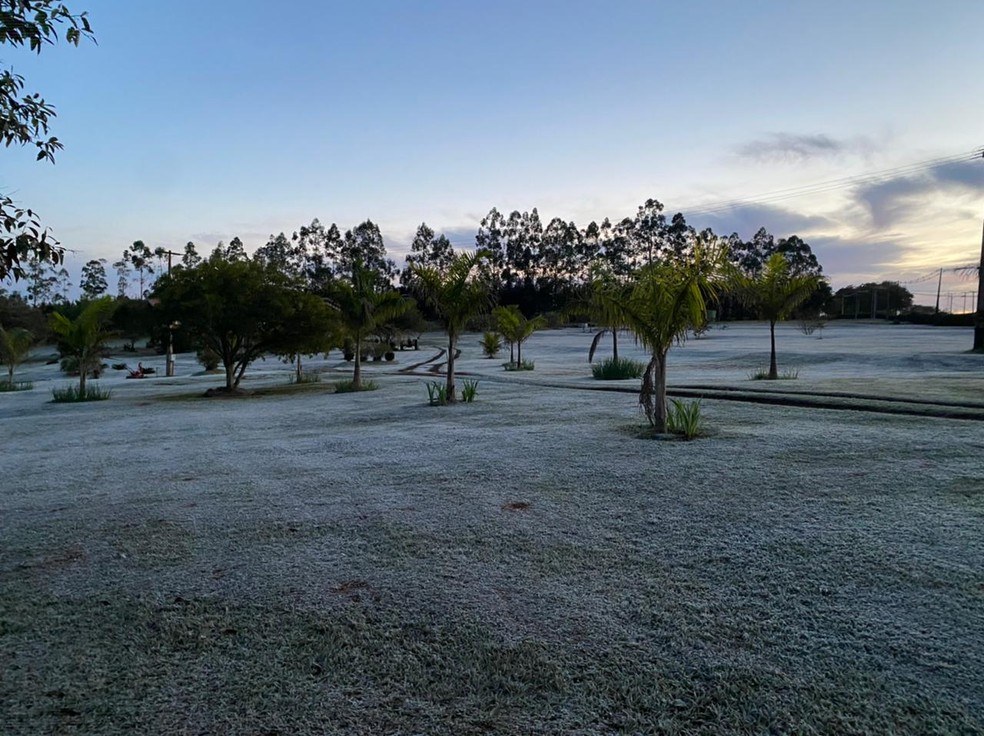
2, 323, 983, 734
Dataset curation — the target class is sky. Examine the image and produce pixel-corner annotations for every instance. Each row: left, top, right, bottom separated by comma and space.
3, 0, 983, 306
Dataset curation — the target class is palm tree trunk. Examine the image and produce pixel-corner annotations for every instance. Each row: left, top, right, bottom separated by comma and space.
639, 352, 668, 431
353, 329, 362, 389
446, 333, 456, 402
516, 338, 522, 368
509, 340, 514, 366
612, 330, 618, 362
769, 320, 778, 380
296, 354, 302, 382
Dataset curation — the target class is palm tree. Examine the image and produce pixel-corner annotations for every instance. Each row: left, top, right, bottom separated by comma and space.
410, 250, 492, 403
493, 305, 545, 369
328, 263, 411, 389
0, 326, 34, 386
49, 297, 117, 394
744, 253, 821, 379
592, 240, 727, 431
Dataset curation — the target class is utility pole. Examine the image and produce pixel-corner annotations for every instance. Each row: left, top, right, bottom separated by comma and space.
975, 215, 984, 350
161, 249, 181, 376
935, 268, 943, 315
974, 148, 984, 350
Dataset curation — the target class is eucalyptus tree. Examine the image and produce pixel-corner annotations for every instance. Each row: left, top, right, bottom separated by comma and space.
181, 241, 202, 268
80, 258, 108, 299
340, 220, 396, 282
591, 239, 728, 431
402, 222, 455, 287
410, 250, 492, 402
128, 240, 154, 297
744, 252, 821, 379
50, 296, 117, 395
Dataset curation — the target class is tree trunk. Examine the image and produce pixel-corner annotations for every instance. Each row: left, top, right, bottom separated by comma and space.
224, 361, 235, 391
639, 353, 668, 431
509, 340, 515, 366
353, 330, 362, 389
769, 320, 778, 380
516, 338, 522, 368
612, 330, 618, 362
446, 333, 456, 402
78, 354, 87, 395
296, 354, 302, 382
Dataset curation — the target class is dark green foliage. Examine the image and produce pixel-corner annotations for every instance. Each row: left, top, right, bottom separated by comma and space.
153, 255, 334, 391
334, 379, 377, 393
480, 331, 501, 358
591, 356, 644, 380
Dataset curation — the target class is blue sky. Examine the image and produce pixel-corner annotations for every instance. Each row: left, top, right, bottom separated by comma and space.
3, 0, 983, 304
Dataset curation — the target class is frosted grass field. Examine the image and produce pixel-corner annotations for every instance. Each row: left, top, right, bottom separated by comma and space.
2, 321, 983, 734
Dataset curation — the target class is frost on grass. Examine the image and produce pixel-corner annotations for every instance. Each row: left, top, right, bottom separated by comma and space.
2, 324, 984, 734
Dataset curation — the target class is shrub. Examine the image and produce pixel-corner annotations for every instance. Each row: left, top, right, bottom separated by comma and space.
0, 380, 32, 392
197, 346, 220, 371
51, 384, 112, 402
591, 356, 645, 380
480, 332, 501, 359
799, 316, 827, 338
503, 359, 535, 372
335, 379, 377, 393
384, 351, 395, 362
750, 368, 799, 380
291, 371, 320, 384
426, 380, 449, 405
461, 378, 479, 402
666, 398, 703, 440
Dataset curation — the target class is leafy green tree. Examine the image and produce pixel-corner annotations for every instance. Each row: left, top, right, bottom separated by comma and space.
410, 250, 492, 402
0, 324, 33, 385
744, 252, 821, 379
153, 255, 334, 392
80, 258, 107, 298
493, 305, 545, 369
592, 240, 727, 431
24, 254, 56, 305
50, 296, 116, 394
327, 262, 412, 389
1, 1, 94, 282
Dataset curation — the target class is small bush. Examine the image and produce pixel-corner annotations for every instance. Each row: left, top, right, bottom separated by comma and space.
503, 360, 535, 372
591, 356, 645, 380
749, 369, 799, 380
197, 346, 220, 371
334, 379, 377, 393
291, 372, 320, 384
799, 316, 827, 337
666, 398, 703, 440
51, 384, 112, 402
461, 379, 479, 403
481, 332, 501, 359
0, 380, 32, 392
343, 350, 355, 362
384, 351, 395, 362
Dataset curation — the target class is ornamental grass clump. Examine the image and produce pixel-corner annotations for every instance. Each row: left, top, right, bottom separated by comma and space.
666, 398, 703, 440
591, 356, 645, 380
51, 383, 112, 402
